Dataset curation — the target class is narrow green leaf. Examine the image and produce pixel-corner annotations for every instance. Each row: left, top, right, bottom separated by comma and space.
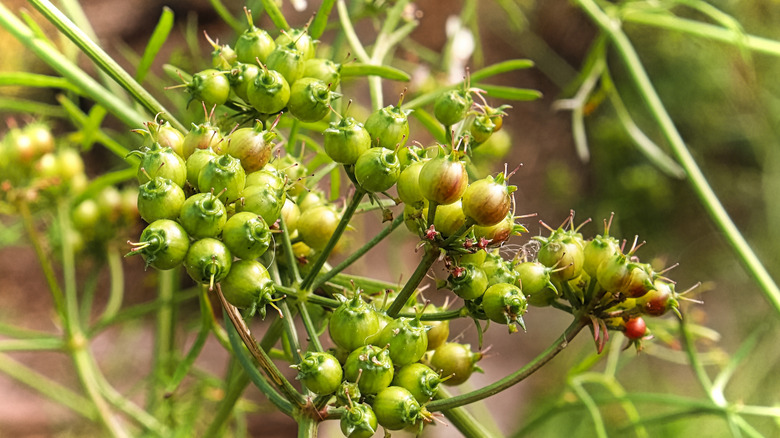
340, 63, 411, 81
470, 59, 535, 82
411, 108, 446, 144
1, 2, 147, 128
136, 7, 174, 83
310, 0, 336, 39
0, 97, 66, 117
209, 0, 243, 33
260, 0, 289, 30
475, 83, 543, 101
26, 0, 183, 130
0, 72, 80, 93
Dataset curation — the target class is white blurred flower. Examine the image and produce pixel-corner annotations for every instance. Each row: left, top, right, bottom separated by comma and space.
411, 65, 432, 91
290, 0, 308, 12
445, 16, 474, 84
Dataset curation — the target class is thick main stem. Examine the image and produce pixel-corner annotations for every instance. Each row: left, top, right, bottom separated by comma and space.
218, 286, 306, 409
27, 0, 183, 130
386, 247, 438, 317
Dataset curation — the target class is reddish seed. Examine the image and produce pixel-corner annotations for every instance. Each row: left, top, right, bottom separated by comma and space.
624, 317, 647, 340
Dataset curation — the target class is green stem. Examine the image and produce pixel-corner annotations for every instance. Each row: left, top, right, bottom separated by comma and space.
58, 0, 126, 97
204, 318, 287, 437
355, 198, 397, 213
56, 95, 134, 161
0, 323, 57, 339
163, 289, 213, 396
310, 0, 335, 39
208, 0, 243, 33
569, 378, 607, 438
279, 301, 303, 364
278, 215, 303, 284
379, 21, 418, 58
71, 348, 131, 438
576, 0, 780, 316
0, 353, 97, 420
0, 97, 65, 117
386, 247, 438, 317
297, 302, 324, 352
0, 71, 81, 92
18, 199, 65, 320
336, 0, 370, 62
276, 284, 340, 308
679, 315, 714, 394
0, 338, 63, 352
259, 0, 290, 30
79, 264, 101, 329
201, 370, 251, 437
621, 392, 780, 418
311, 213, 404, 291
148, 268, 178, 413
0, 3, 143, 128
93, 366, 170, 437
26, 0, 184, 130
87, 288, 200, 336
622, 10, 780, 57
59, 201, 79, 338
56, 201, 129, 437
435, 387, 497, 438
297, 415, 319, 438
426, 201, 439, 232
300, 188, 367, 291
427, 317, 587, 411
399, 308, 464, 321
603, 69, 685, 178
364, 0, 417, 108
96, 246, 125, 324
317, 272, 401, 294
574, 373, 648, 438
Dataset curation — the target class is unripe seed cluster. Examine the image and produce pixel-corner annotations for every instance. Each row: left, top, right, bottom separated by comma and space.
117, 13, 693, 436
0, 122, 137, 255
